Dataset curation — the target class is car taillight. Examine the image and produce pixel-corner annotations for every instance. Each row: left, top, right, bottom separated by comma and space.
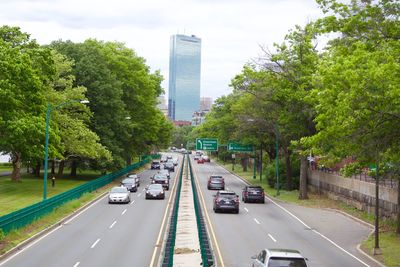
244, 191, 248, 196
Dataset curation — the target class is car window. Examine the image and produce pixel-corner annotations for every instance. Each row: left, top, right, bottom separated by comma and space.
122, 179, 134, 183
111, 187, 128, 193
148, 184, 162, 190
268, 257, 307, 267
219, 193, 236, 199
258, 250, 266, 263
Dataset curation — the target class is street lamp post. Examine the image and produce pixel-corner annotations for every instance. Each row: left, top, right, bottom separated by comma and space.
43, 99, 89, 200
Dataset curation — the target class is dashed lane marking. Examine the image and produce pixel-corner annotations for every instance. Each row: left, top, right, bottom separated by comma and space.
90, 238, 100, 249
122, 209, 127, 215
268, 234, 277, 242
254, 218, 260, 225
109, 221, 117, 229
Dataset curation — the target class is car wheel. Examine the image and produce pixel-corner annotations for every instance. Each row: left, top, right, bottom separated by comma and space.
235, 209, 239, 214
207, 186, 211, 190
261, 199, 265, 204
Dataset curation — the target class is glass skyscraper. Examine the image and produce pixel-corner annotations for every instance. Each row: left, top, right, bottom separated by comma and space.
168, 34, 201, 121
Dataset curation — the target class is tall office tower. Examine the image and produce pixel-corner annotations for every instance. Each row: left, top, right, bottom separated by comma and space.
168, 34, 201, 121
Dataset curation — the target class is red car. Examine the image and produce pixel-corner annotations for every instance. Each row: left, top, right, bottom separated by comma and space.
197, 158, 204, 164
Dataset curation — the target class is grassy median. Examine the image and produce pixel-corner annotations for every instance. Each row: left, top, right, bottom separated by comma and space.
216, 159, 400, 267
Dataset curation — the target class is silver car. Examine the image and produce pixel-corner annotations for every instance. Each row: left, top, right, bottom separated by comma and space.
108, 186, 130, 204
251, 248, 308, 267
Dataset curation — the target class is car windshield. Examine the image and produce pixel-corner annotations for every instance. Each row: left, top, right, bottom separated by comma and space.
219, 193, 236, 199
152, 161, 159, 164
148, 184, 163, 190
122, 179, 134, 184
211, 177, 223, 181
268, 257, 307, 267
111, 187, 127, 193
154, 174, 167, 179
159, 170, 168, 174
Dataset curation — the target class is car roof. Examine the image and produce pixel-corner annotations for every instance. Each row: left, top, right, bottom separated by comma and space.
149, 184, 163, 189
122, 178, 135, 182
265, 249, 304, 258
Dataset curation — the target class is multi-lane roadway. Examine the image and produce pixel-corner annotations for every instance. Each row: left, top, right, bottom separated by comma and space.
0, 153, 380, 267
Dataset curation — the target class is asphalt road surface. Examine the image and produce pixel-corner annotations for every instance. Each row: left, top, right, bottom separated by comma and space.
0, 153, 181, 267
190, 156, 379, 267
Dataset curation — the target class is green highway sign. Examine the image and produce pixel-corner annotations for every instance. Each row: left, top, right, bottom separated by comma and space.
228, 142, 253, 152
196, 138, 218, 151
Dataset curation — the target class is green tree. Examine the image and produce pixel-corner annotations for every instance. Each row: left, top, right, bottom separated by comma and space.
0, 26, 55, 181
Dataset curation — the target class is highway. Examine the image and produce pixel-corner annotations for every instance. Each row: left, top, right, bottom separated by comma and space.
190, 156, 379, 267
0, 154, 181, 267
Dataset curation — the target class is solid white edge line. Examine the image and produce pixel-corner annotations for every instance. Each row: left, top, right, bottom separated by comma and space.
122, 209, 127, 215
148, 157, 181, 267
254, 218, 260, 225
0, 224, 63, 266
191, 158, 225, 267
268, 234, 277, 242
229, 170, 371, 267
90, 238, 100, 249
109, 220, 117, 229
244, 207, 249, 212
73, 262, 80, 267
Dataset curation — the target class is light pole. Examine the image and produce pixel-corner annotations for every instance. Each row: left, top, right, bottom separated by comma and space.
43, 99, 89, 200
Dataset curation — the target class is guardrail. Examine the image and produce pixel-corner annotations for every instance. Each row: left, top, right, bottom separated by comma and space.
161, 155, 185, 267
0, 154, 159, 234
188, 155, 214, 267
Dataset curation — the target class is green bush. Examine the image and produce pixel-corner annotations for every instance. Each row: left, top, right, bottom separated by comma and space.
340, 162, 362, 177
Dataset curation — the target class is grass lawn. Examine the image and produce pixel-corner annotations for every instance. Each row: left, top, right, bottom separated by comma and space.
216, 159, 400, 267
0, 169, 103, 216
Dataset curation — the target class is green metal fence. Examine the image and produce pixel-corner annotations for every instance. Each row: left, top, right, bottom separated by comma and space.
0, 154, 159, 234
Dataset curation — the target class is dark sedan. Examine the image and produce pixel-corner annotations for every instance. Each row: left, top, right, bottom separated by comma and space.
213, 190, 239, 213
152, 173, 170, 190
120, 178, 137, 192
164, 162, 175, 172
151, 161, 161, 169
145, 184, 165, 199
207, 175, 225, 190
242, 185, 265, 203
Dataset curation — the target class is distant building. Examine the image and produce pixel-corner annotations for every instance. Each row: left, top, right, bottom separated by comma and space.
168, 34, 201, 121
191, 110, 208, 126
173, 120, 192, 127
157, 95, 168, 117
200, 97, 213, 111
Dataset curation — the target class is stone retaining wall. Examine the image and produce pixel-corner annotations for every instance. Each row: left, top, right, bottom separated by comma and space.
308, 170, 398, 218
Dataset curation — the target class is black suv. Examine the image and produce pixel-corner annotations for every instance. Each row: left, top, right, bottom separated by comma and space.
242, 186, 265, 203
213, 191, 239, 214
151, 161, 161, 169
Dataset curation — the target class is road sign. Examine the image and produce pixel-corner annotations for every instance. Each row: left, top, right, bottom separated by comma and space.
228, 142, 253, 152
196, 138, 218, 151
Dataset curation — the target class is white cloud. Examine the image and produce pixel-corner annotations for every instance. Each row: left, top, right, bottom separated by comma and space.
0, 0, 324, 100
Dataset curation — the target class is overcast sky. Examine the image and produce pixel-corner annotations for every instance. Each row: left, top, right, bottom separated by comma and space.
0, 0, 324, 102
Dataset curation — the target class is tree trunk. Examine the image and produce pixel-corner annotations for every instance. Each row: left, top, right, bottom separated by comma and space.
34, 161, 41, 177
11, 152, 22, 182
58, 160, 65, 178
285, 150, 293, 190
242, 157, 248, 172
70, 160, 77, 177
51, 159, 55, 174
397, 182, 400, 235
126, 157, 132, 166
299, 155, 308, 199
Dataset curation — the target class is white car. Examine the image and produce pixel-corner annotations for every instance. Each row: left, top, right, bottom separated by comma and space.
108, 186, 130, 204
251, 249, 308, 267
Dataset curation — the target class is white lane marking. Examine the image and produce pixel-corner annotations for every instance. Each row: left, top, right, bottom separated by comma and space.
268, 234, 277, 242
91, 238, 101, 249
149, 159, 181, 267
244, 207, 249, 212
64, 194, 109, 224
142, 188, 145, 192
254, 218, 261, 225
73, 262, 80, 267
130, 199, 135, 205
138, 193, 142, 197
109, 220, 117, 229
230, 173, 371, 267
122, 209, 127, 215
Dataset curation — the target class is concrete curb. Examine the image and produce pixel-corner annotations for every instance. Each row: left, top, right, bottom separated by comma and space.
215, 160, 387, 267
